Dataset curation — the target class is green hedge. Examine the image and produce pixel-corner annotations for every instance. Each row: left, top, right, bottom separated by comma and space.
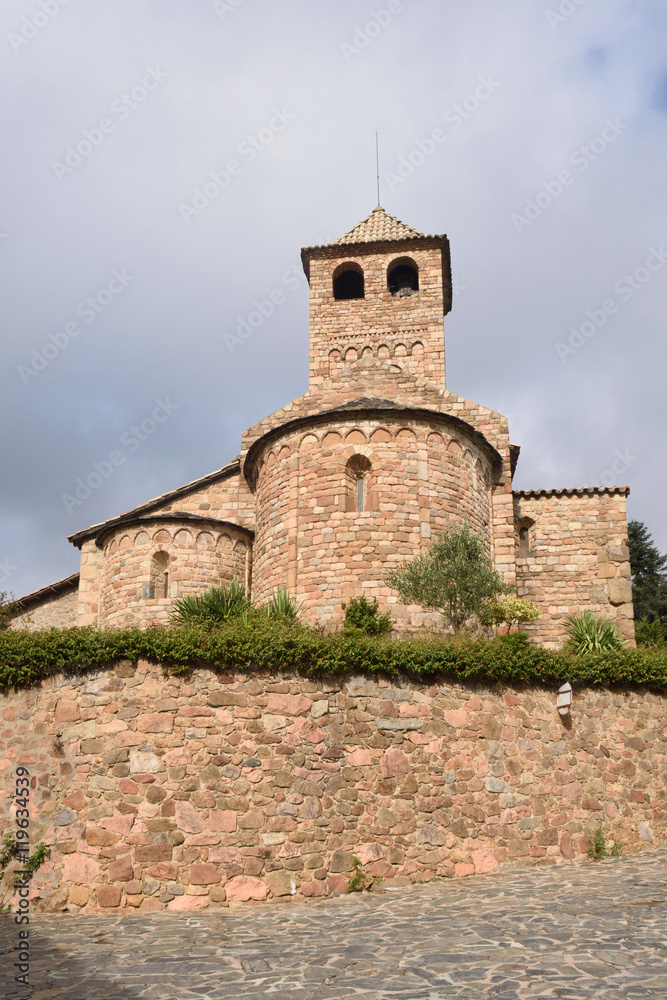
0, 621, 666, 692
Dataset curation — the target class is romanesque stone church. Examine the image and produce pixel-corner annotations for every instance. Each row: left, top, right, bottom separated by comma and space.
14, 207, 634, 646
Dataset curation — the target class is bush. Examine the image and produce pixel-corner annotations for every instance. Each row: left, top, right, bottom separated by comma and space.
564, 612, 624, 654
485, 597, 539, 632
170, 581, 250, 627
342, 596, 393, 636
1, 620, 666, 692
635, 617, 666, 648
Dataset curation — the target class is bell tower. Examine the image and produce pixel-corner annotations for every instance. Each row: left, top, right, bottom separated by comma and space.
300, 206, 452, 389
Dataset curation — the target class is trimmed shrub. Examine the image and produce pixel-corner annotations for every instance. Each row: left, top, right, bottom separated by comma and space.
1, 621, 666, 692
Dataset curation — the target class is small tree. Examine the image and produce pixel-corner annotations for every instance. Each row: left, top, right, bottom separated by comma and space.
486, 597, 539, 633
385, 522, 511, 631
0, 592, 17, 631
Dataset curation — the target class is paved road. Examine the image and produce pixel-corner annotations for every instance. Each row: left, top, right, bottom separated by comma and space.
1, 852, 666, 999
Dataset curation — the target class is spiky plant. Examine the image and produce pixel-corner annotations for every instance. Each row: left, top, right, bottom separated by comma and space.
170, 581, 250, 626
564, 611, 624, 654
264, 587, 304, 624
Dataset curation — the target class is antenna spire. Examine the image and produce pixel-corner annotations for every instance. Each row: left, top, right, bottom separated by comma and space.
375, 130, 381, 207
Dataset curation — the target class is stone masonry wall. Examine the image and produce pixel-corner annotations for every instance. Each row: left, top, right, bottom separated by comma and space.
251, 413, 493, 628
514, 489, 633, 648
97, 521, 251, 628
10, 587, 79, 632
307, 247, 447, 388
1, 663, 663, 913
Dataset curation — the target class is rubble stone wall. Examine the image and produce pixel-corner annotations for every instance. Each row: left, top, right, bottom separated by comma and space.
10, 587, 79, 632
1, 662, 663, 914
514, 490, 634, 648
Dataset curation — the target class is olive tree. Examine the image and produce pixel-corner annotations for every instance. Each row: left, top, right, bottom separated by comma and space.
385, 522, 512, 631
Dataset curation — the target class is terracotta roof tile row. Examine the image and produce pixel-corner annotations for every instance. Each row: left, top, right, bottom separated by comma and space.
514, 486, 630, 498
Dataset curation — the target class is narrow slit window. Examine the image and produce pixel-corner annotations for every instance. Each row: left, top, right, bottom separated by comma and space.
357, 476, 364, 513
519, 527, 530, 558
344, 454, 372, 513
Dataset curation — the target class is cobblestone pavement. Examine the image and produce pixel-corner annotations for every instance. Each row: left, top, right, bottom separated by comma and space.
1, 852, 665, 999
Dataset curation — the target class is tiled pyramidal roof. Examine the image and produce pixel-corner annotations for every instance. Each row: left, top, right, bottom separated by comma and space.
332, 206, 425, 245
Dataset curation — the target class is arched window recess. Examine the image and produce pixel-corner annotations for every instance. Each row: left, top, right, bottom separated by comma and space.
388, 258, 419, 297
144, 550, 170, 599
333, 262, 365, 300
342, 454, 378, 513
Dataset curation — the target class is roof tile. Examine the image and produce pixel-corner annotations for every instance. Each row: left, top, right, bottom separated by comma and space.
332, 206, 425, 245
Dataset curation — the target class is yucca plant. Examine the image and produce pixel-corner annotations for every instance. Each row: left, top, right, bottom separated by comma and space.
564, 611, 624, 654
264, 587, 304, 624
170, 581, 250, 626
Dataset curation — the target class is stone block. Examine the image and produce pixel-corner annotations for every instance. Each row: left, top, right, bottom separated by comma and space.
68, 885, 90, 907
134, 845, 173, 864
108, 855, 134, 882
137, 713, 173, 733
210, 811, 237, 833
129, 751, 160, 774
225, 877, 269, 901
379, 748, 410, 777
329, 850, 354, 873
63, 855, 100, 885
175, 801, 204, 834
96, 885, 122, 908
168, 895, 210, 910
267, 870, 297, 896
189, 864, 222, 885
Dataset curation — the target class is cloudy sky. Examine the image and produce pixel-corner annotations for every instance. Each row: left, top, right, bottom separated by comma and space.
1, 0, 666, 600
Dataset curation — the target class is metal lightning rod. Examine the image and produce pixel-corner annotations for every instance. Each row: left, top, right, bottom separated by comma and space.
375, 130, 381, 207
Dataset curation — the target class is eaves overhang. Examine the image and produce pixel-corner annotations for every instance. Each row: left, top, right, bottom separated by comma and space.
243, 399, 503, 489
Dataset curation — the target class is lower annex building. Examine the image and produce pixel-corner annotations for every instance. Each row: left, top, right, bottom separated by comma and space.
13, 207, 635, 647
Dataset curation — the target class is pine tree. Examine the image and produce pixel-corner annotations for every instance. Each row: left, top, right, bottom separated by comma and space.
627, 520, 667, 622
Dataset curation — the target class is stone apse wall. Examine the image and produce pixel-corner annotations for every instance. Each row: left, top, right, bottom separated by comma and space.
250, 413, 494, 629
1, 663, 664, 913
